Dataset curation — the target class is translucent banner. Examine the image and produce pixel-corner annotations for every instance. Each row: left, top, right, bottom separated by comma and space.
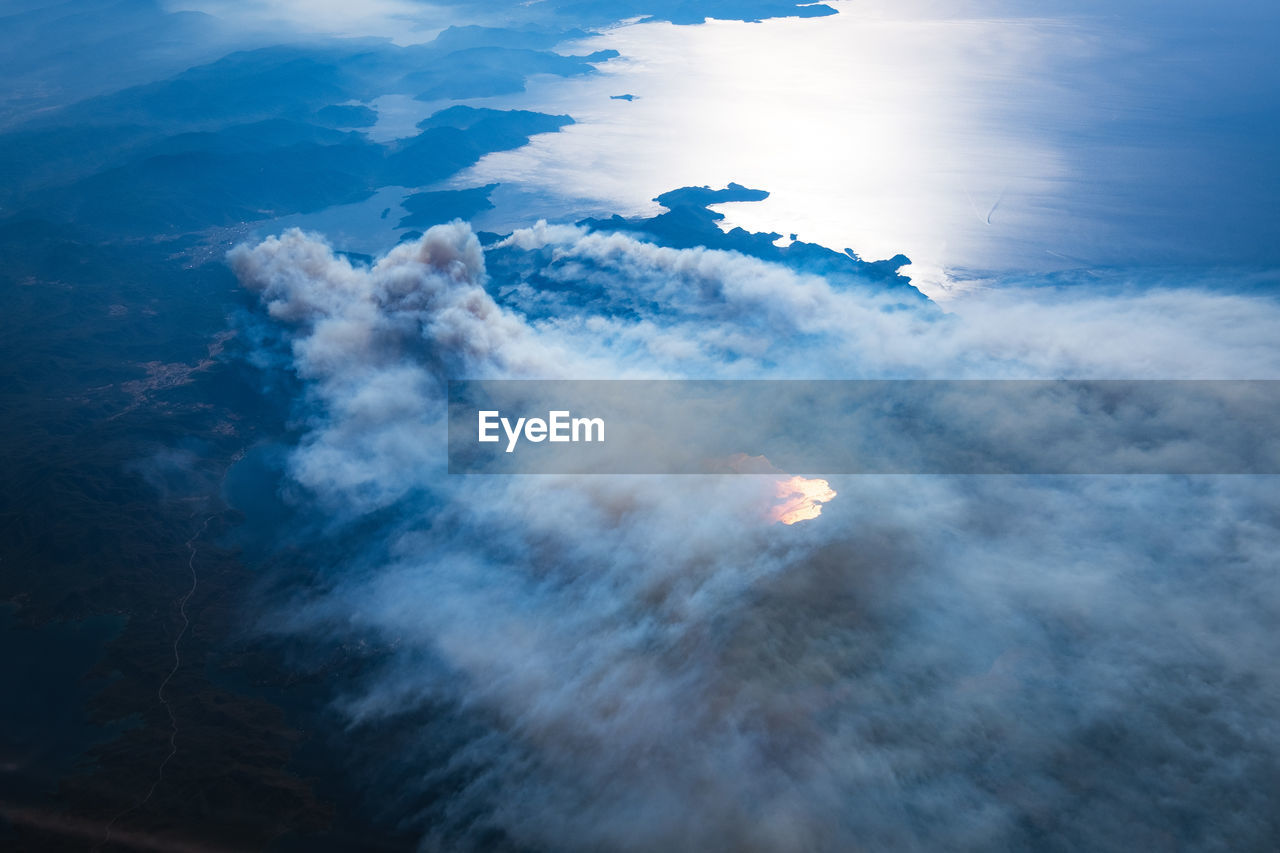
447, 380, 1280, 475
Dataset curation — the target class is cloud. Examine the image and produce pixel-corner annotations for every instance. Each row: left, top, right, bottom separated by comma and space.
228, 223, 576, 509
491, 222, 1280, 379
231, 222, 1280, 851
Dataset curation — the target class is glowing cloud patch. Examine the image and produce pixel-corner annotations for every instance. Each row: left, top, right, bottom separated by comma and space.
771, 475, 837, 525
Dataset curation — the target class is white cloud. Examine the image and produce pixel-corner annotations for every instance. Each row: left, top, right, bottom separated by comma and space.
232, 222, 1280, 851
